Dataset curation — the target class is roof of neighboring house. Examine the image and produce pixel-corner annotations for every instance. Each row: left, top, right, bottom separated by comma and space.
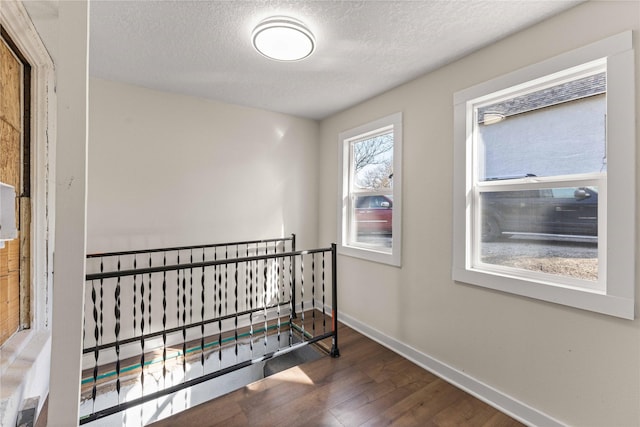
478, 72, 606, 123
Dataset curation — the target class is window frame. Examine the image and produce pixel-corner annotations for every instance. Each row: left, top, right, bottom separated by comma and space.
453, 32, 635, 319
338, 112, 402, 267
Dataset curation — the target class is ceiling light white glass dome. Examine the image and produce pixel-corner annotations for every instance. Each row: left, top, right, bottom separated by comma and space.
252, 16, 315, 61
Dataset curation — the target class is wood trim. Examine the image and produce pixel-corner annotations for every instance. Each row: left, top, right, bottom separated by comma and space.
19, 196, 30, 328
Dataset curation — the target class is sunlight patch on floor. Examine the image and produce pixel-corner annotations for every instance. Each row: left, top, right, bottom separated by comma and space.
271, 365, 315, 385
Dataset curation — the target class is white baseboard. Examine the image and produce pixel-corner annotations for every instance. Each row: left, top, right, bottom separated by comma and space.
337, 311, 565, 427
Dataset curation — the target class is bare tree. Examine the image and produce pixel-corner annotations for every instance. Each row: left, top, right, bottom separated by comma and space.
358, 160, 393, 189
353, 134, 393, 172
353, 133, 393, 190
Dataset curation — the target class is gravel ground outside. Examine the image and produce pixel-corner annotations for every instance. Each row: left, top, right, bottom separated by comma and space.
353, 234, 598, 281
481, 237, 598, 281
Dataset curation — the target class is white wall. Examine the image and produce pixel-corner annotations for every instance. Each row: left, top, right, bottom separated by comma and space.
86, 82, 321, 385
318, 2, 639, 426
88, 78, 320, 253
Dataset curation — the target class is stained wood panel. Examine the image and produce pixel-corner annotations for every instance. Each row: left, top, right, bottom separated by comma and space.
0, 121, 20, 187
1, 39, 21, 130
0, 37, 23, 346
0, 239, 20, 344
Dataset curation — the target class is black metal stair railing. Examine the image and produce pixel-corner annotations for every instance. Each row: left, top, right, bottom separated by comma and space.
80, 235, 338, 425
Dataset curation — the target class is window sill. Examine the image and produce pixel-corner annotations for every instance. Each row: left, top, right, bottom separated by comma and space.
0, 330, 51, 427
453, 267, 634, 319
338, 243, 401, 267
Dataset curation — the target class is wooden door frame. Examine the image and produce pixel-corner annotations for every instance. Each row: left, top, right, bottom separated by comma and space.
0, 1, 55, 425
0, 0, 55, 338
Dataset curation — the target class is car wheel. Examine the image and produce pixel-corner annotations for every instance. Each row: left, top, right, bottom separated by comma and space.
482, 216, 502, 242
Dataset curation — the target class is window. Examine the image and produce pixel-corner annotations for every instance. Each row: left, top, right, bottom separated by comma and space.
453, 32, 635, 319
338, 113, 402, 266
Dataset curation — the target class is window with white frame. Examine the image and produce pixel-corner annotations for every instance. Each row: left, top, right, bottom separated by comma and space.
453, 32, 635, 319
338, 113, 402, 266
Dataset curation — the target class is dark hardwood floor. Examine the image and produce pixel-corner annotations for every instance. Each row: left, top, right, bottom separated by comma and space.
149, 322, 524, 427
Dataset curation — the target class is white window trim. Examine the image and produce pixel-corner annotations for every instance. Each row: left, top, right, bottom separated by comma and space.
453, 32, 635, 319
338, 112, 402, 267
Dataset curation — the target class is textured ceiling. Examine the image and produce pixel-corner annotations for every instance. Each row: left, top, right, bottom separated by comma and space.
87, 1, 582, 120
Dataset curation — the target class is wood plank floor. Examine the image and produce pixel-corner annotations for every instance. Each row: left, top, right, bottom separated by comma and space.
149, 322, 523, 427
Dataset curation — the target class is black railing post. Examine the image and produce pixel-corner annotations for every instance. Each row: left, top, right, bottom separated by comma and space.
291, 233, 297, 319
81, 237, 339, 424
330, 243, 340, 357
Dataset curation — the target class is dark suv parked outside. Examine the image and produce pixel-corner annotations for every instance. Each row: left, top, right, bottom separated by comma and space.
481, 180, 598, 242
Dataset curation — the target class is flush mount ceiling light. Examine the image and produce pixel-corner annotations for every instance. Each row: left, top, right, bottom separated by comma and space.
252, 16, 315, 61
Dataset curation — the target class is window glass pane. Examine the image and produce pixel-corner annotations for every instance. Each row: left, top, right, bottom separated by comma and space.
477, 72, 606, 181
480, 186, 599, 281
348, 132, 394, 250
349, 194, 393, 249
352, 133, 394, 190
